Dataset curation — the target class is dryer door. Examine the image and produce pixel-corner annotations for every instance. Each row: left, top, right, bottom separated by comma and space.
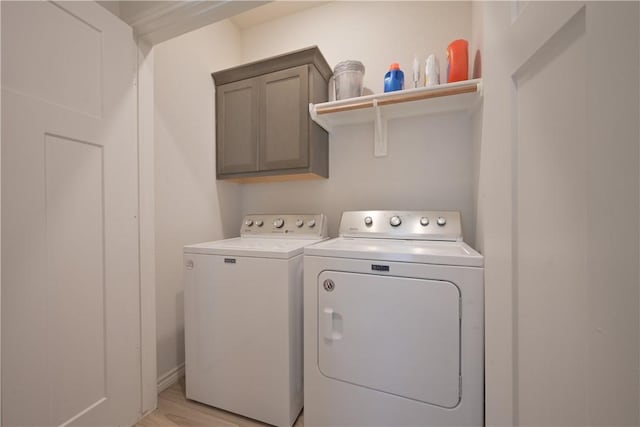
318, 271, 461, 408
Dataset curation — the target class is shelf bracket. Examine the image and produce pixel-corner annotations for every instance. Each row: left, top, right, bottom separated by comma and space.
309, 103, 330, 132
308, 103, 318, 123
373, 99, 388, 157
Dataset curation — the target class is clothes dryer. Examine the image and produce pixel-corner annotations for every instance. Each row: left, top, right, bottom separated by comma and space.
184, 214, 327, 427
303, 211, 484, 426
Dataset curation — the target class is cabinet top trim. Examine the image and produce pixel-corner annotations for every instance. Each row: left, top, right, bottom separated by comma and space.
212, 46, 332, 86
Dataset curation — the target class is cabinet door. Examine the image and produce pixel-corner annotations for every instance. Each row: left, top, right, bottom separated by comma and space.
216, 79, 258, 175
259, 65, 309, 171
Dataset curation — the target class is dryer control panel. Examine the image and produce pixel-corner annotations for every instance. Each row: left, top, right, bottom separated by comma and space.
339, 210, 462, 241
241, 214, 328, 238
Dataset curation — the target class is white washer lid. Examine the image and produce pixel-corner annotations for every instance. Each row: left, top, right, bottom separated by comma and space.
304, 237, 483, 267
184, 236, 328, 259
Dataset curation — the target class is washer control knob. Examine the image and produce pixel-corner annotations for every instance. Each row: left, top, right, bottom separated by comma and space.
364, 216, 373, 226
295, 219, 304, 227
245, 219, 254, 226
255, 220, 264, 227
437, 216, 447, 226
420, 217, 430, 226
307, 219, 316, 228
273, 218, 285, 228
390, 215, 402, 227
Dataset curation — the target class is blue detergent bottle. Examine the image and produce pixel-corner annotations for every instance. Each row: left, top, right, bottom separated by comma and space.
384, 63, 404, 92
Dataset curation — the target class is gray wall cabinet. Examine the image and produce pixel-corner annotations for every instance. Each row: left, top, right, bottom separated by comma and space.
213, 47, 332, 183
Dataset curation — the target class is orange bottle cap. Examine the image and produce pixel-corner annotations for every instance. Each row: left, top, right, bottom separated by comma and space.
389, 63, 400, 70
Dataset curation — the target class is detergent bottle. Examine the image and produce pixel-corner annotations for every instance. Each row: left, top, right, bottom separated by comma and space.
446, 39, 469, 83
384, 63, 404, 92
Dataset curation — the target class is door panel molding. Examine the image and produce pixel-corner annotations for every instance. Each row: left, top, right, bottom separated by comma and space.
45, 133, 108, 425
508, 2, 584, 73
2, 1, 103, 118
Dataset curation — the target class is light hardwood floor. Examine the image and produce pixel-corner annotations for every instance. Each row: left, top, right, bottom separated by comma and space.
136, 377, 304, 427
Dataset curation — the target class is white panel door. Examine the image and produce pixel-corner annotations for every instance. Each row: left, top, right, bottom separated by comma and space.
480, 2, 639, 425
2, 2, 141, 425
317, 271, 461, 408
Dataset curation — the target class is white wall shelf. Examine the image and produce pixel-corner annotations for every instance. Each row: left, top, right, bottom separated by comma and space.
309, 78, 483, 157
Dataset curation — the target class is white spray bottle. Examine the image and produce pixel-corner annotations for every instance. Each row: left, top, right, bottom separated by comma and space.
425, 54, 440, 87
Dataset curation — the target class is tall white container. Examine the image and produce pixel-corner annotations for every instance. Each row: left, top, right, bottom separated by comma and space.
425, 54, 440, 87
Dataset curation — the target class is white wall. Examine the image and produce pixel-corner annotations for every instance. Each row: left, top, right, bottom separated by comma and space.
241, 1, 471, 95
239, 1, 475, 239
242, 114, 475, 239
154, 20, 243, 379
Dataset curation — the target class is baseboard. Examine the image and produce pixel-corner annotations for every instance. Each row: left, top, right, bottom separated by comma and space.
157, 363, 185, 393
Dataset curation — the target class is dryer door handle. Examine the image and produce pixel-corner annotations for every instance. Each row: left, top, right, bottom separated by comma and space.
322, 307, 342, 341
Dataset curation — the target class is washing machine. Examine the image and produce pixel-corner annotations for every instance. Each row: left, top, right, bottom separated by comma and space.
303, 210, 484, 426
184, 214, 327, 427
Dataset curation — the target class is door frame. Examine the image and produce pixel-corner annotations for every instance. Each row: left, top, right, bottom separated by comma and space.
137, 38, 157, 416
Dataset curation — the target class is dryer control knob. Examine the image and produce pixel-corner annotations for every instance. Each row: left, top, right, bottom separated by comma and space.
245, 219, 254, 226
295, 219, 304, 227
273, 218, 285, 228
255, 220, 264, 227
364, 216, 373, 226
307, 219, 316, 228
390, 215, 402, 227
420, 217, 430, 226
437, 216, 447, 226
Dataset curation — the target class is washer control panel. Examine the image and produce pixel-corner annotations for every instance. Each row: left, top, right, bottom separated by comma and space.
339, 210, 462, 241
241, 214, 327, 238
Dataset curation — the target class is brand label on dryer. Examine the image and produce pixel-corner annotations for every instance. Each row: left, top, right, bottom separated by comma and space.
224, 258, 236, 264
371, 264, 389, 272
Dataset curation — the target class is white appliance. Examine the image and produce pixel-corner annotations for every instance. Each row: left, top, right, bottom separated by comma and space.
184, 214, 328, 427
303, 210, 484, 426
